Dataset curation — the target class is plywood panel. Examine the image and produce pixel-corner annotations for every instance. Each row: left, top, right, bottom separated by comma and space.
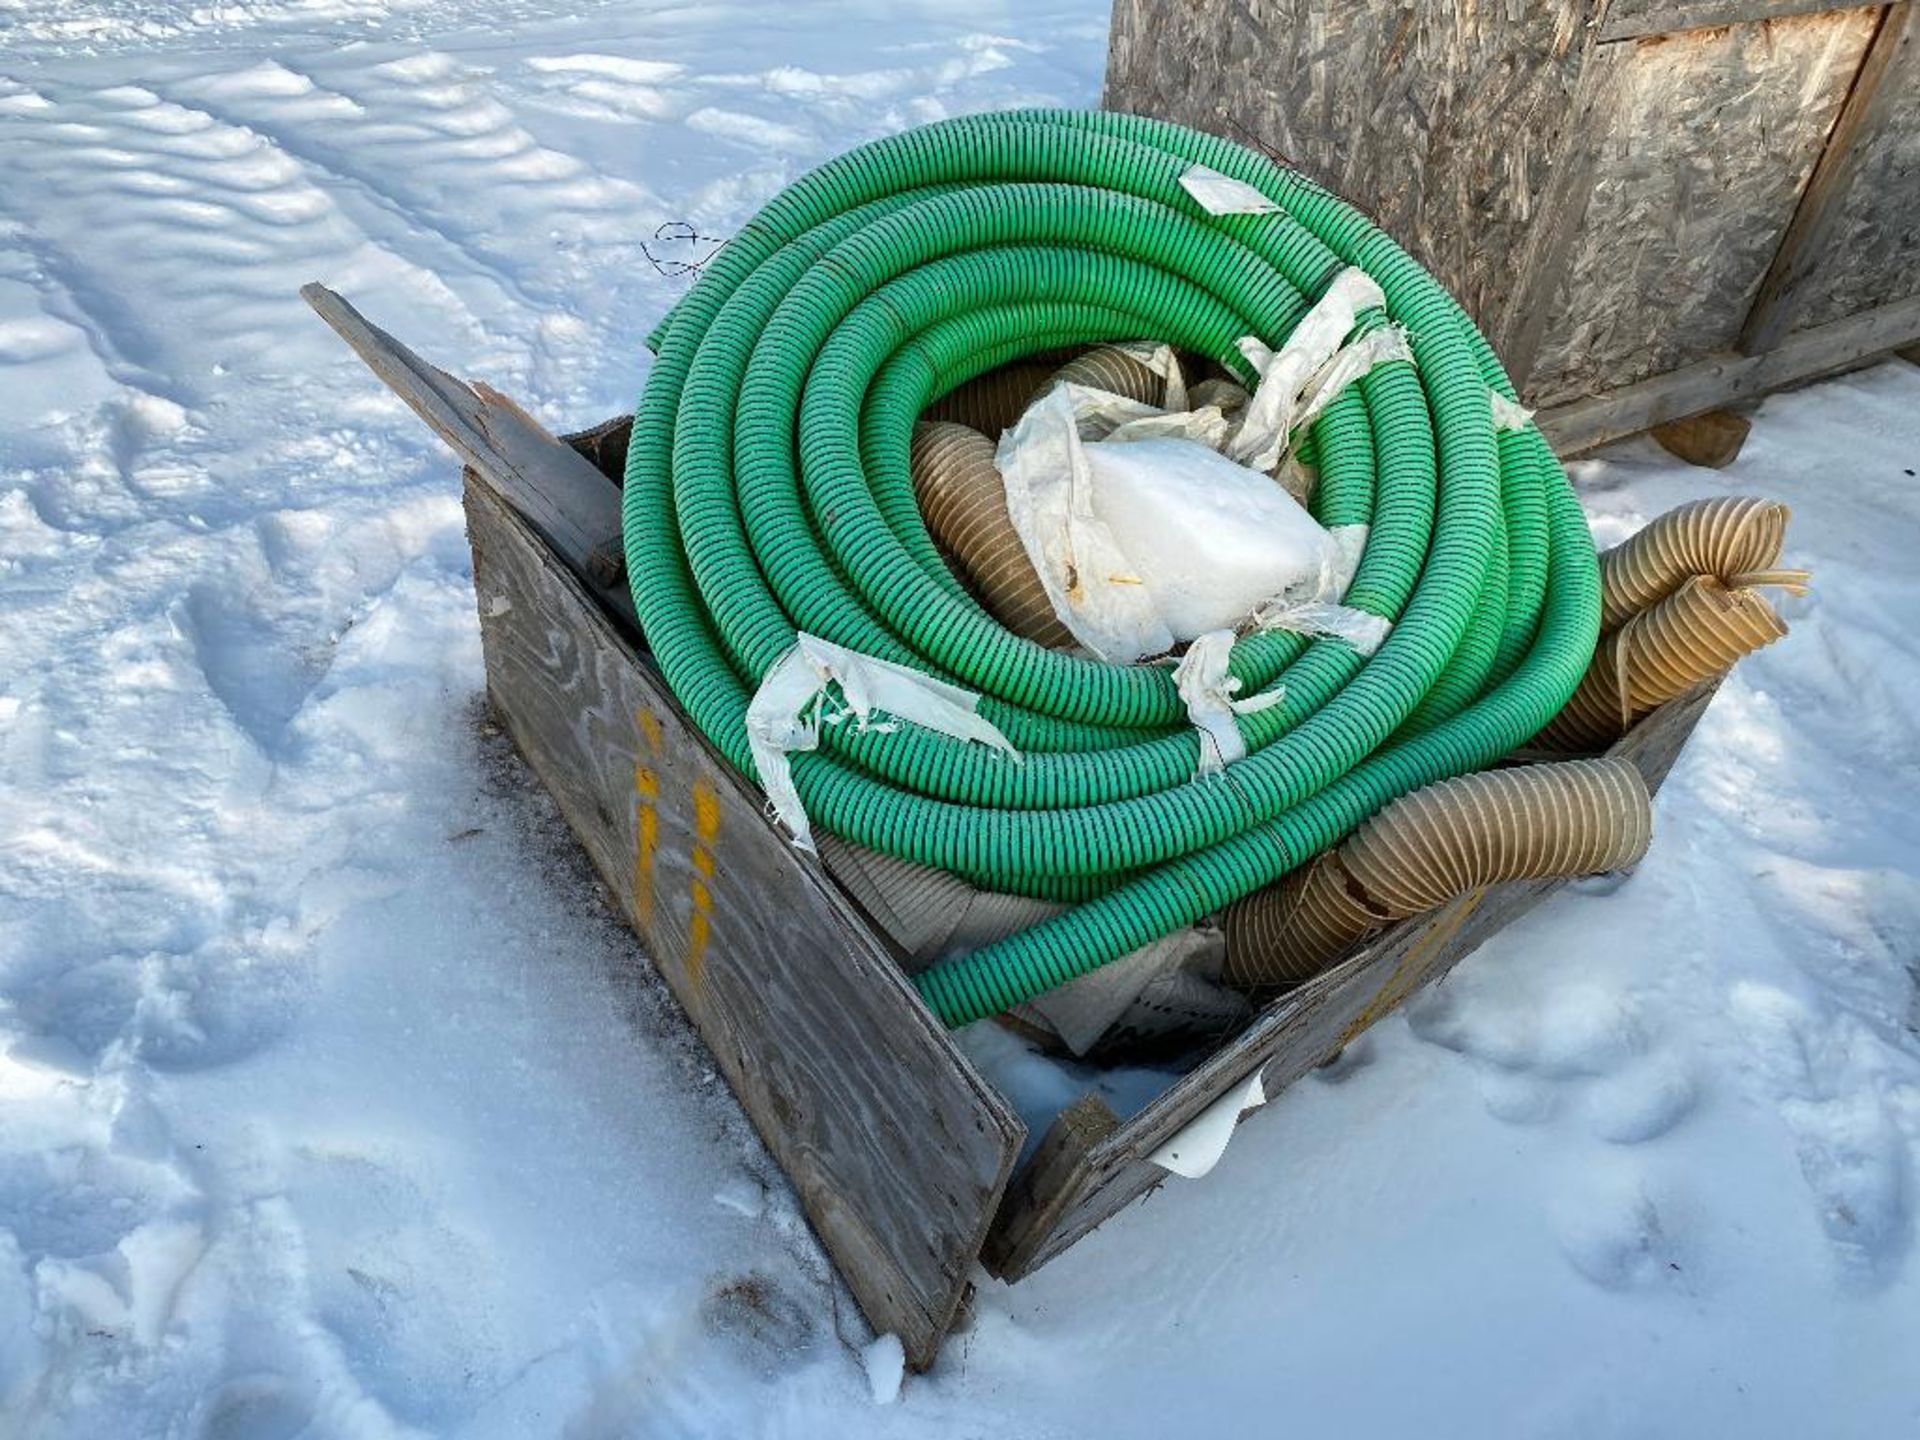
1526, 10, 1879, 404
465, 479, 1024, 1367
1789, 3, 1920, 329
1104, 0, 1600, 356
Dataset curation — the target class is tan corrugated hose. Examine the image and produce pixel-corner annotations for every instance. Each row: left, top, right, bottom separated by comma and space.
1223, 757, 1654, 988
1539, 495, 1807, 750
1540, 575, 1789, 751
1597, 495, 1800, 632
917, 343, 1168, 438
909, 420, 1075, 648
921, 359, 1065, 436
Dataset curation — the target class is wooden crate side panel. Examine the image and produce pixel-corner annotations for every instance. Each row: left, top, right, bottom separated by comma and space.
988, 681, 1719, 1281
1525, 10, 1879, 406
464, 478, 1022, 1368
1104, 0, 1598, 348
1787, 3, 1920, 331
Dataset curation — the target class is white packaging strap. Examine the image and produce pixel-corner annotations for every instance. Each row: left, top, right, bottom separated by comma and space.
1230, 267, 1400, 473
1172, 629, 1288, 774
746, 632, 1016, 853
1490, 389, 1535, 433
1291, 324, 1413, 437
1178, 163, 1281, 217
1111, 339, 1189, 412
1247, 522, 1392, 657
997, 385, 1175, 662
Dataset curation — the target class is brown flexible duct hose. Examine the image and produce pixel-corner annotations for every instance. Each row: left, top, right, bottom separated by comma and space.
1539, 574, 1789, 751
910, 420, 1076, 649
920, 344, 1168, 438
922, 359, 1067, 437
1047, 345, 1167, 406
1222, 758, 1654, 988
1598, 495, 1806, 632
908, 347, 1175, 649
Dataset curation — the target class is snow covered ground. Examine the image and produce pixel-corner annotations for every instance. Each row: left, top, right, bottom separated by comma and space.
1, 0, 1917, 1434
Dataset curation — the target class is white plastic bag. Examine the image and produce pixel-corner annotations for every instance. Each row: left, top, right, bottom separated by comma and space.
1084, 436, 1340, 642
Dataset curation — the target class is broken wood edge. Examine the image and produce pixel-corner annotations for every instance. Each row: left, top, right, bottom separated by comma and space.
981, 1093, 1123, 1277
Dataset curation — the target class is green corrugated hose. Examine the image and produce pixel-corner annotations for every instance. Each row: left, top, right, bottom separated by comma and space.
622, 109, 1600, 1029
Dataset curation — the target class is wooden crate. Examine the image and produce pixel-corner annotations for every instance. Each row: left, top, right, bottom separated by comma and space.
306, 287, 1723, 1369
1107, 0, 1920, 454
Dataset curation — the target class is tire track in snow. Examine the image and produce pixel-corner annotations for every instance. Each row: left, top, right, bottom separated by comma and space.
166, 49, 658, 310
154, 59, 550, 317
0, 72, 479, 403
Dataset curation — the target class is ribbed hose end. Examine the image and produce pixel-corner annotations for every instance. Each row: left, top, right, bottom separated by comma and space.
910, 420, 1075, 648
1223, 758, 1653, 990
1542, 574, 1787, 750
1222, 853, 1389, 988
1599, 495, 1790, 633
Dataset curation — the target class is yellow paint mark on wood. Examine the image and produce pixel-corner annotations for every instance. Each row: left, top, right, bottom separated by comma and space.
1336, 889, 1487, 1050
636, 706, 664, 755
685, 777, 722, 995
632, 710, 664, 934
693, 780, 722, 842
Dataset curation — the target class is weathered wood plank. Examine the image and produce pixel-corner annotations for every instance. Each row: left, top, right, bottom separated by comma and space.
301, 283, 637, 631
1523, 9, 1879, 406
1740, 3, 1919, 353
1104, 0, 1602, 358
987, 680, 1720, 1281
464, 475, 1023, 1368
980, 1094, 1120, 1276
1650, 408, 1754, 467
1537, 290, 1920, 453
1600, 0, 1872, 41
1761, 1, 1920, 337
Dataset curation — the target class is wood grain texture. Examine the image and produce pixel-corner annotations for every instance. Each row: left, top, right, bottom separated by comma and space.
1538, 289, 1920, 452
463, 476, 1023, 1370
986, 680, 1720, 1281
1104, 0, 1601, 358
1772, 2, 1920, 335
1602, 0, 1870, 39
1524, 10, 1880, 406
980, 1093, 1120, 1275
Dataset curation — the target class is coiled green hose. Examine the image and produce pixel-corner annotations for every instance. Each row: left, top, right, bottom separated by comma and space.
622, 109, 1601, 1029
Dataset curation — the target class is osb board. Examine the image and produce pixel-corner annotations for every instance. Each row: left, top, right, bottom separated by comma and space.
1790, 5, 1920, 330
1104, 0, 1600, 352
1525, 8, 1879, 405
